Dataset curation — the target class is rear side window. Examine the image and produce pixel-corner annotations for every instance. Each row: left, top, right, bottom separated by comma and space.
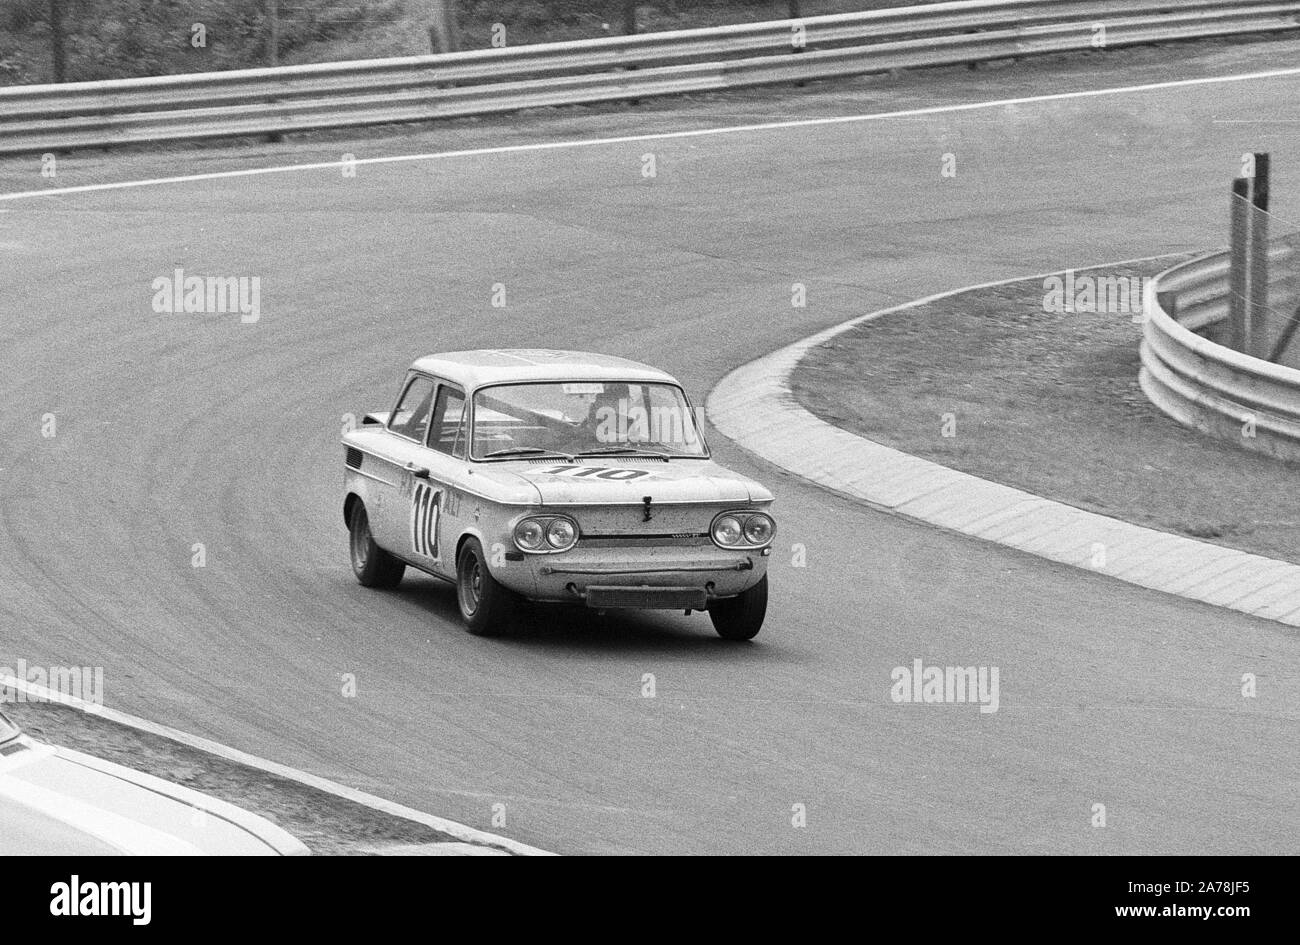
389, 376, 436, 442
429, 386, 467, 458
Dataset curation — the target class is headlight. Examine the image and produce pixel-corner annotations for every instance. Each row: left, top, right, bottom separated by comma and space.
546, 518, 576, 549
743, 514, 774, 545
711, 515, 743, 547
711, 510, 775, 549
514, 519, 545, 551
513, 515, 579, 553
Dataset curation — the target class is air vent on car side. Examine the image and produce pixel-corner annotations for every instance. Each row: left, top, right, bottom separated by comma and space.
345, 447, 363, 469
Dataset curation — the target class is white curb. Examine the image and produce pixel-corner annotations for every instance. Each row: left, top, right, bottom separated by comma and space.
706, 260, 1300, 629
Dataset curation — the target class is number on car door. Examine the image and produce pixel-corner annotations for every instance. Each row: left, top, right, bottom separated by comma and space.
406, 383, 467, 569
410, 482, 441, 559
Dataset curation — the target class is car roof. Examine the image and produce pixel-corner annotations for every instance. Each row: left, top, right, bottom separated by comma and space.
409, 349, 679, 390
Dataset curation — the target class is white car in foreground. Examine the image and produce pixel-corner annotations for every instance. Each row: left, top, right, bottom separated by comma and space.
342, 350, 776, 639
0, 711, 307, 855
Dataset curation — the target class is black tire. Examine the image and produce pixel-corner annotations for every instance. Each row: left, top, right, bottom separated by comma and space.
349, 501, 405, 589
709, 575, 767, 641
456, 537, 517, 636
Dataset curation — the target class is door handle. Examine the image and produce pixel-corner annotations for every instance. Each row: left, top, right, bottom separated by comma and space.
404, 463, 430, 479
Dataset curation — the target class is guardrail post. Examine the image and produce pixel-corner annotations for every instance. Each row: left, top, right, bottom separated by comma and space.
1229, 177, 1251, 353
1248, 152, 1271, 359
620, 2, 641, 105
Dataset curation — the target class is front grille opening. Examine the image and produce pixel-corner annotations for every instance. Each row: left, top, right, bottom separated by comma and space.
581, 532, 709, 540
586, 585, 708, 610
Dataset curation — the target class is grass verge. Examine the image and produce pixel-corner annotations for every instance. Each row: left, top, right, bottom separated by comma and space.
791, 258, 1300, 564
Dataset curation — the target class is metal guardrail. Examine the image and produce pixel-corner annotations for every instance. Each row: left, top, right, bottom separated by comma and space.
1152, 240, 1299, 332
1140, 237, 1300, 463
2, 0, 1299, 154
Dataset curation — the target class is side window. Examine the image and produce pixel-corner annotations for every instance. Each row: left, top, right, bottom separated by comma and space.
429, 386, 467, 458
389, 376, 436, 442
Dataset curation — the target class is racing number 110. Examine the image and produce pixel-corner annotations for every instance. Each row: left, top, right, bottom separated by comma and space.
411, 483, 441, 559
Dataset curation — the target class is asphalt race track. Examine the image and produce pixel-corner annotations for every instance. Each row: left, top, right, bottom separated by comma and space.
2, 47, 1299, 854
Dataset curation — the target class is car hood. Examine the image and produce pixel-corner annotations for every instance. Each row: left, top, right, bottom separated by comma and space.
489, 459, 771, 506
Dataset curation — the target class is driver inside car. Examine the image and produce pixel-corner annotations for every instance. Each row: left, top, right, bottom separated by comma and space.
550, 386, 630, 453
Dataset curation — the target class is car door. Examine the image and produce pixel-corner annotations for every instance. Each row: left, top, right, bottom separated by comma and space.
406, 381, 470, 579
370, 372, 438, 553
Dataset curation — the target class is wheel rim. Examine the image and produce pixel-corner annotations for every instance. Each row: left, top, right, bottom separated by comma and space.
350, 509, 369, 571
459, 552, 482, 616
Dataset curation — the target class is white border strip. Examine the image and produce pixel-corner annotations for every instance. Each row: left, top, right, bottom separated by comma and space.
1, 674, 555, 856
3, 65, 1300, 203
2, 63, 1298, 854
706, 255, 1300, 628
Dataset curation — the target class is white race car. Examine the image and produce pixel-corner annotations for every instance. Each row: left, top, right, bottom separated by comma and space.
342, 350, 775, 638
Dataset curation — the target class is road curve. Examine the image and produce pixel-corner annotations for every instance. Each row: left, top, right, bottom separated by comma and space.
2, 47, 1298, 854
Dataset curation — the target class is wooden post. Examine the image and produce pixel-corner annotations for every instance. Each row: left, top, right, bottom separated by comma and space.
49, 0, 66, 82
265, 0, 282, 142
1247, 152, 1270, 359
268, 0, 279, 66
429, 0, 461, 53
1228, 177, 1250, 353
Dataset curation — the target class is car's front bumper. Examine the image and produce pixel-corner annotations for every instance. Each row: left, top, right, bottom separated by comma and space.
494, 542, 769, 606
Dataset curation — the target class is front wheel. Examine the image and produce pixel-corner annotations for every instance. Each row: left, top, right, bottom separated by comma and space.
456, 538, 517, 636
349, 501, 405, 589
709, 575, 767, 640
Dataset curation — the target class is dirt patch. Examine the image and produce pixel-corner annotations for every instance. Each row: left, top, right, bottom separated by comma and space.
791, 259, 1300, 564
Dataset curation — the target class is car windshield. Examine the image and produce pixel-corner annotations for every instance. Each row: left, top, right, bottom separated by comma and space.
0, 710, 19, 743
472, 381, 707, 459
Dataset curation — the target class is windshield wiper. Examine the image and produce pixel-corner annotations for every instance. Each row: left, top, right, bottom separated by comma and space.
482, 447, 574, 461
575, 446, 671, 461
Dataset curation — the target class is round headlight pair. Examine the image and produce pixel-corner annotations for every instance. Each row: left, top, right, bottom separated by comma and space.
513, 515, 579, 553
710, 511, 776, 549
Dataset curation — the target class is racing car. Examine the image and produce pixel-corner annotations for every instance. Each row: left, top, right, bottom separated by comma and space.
341, 350, 775, 639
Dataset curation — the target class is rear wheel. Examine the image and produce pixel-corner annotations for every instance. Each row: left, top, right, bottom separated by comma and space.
709, 575, 767, 641
349, 502, 405, 589
456, 537, 517, 636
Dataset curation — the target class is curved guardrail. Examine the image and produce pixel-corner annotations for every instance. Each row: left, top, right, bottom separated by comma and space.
1140, 236, 1300, 463
2, 0, 1299, 154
